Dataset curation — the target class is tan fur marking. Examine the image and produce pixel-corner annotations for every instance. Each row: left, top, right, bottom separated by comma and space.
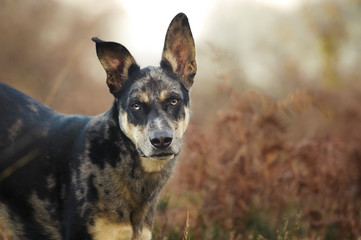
119, 112, 147, 151
0, 204, 23, 240
162, 51, 178, 74
120, 55, 137, 80
89, 217, 133, 240
119, 112, 132, 142
139, 228, 152, 240
159, 90, 170, 103
137, 92, 150, 104
176, 106, 190, 137
29, 193, 61, 240
140, 156, 173, 173
120, 112, 139, 144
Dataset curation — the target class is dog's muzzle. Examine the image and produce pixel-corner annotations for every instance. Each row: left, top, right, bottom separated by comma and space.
149, 130, 173, 149
137, 129, 176, 161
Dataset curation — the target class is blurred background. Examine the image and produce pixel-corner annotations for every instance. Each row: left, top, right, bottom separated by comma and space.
1, 0, 361, 239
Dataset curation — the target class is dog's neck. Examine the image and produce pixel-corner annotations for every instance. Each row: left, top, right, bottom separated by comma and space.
72, 103, 176, 221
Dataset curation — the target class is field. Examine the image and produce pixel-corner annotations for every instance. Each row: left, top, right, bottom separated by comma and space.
152, 85, 361, 240
1, 0, 361, 239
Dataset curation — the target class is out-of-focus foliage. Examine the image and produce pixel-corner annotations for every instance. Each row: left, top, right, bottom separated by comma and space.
194, 0, 361, 97
0, 0, 116, 114
153, 1, 361, 240
158, 85, 361, 239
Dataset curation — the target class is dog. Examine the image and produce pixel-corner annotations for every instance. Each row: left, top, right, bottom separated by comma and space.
0, 12, 196, 240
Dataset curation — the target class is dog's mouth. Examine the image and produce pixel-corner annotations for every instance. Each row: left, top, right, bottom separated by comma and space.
149, 153, 175, 160
138, 149, 176, 161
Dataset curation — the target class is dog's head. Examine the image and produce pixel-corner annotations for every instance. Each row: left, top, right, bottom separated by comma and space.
92, 13, 196, 171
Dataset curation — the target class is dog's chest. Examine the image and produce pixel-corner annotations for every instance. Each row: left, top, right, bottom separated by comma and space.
89, 217, 152, 240
85, 174, 161, 240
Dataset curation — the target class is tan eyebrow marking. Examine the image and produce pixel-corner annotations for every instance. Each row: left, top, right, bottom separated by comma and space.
134, 91, 150, 103
159, 90, 170, 102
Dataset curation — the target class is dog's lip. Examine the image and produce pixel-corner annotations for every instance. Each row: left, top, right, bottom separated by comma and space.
138, 149, 176, 160
150, 153, 174, 158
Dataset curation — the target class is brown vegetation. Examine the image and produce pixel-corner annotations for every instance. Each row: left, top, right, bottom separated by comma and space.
155, 85, 361, 239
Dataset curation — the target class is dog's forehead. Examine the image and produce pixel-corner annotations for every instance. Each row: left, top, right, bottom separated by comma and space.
129, 67, 183, 100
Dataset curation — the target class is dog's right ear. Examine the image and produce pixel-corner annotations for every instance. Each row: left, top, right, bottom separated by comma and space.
161, 13, 197, 90
92, 37, 140, 95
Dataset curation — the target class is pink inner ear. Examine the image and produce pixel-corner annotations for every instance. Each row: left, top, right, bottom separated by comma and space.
105, 56, 121, 70
172, 37, 190, 77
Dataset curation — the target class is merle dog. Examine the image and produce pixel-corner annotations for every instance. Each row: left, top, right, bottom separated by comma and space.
0, 13, 196, 240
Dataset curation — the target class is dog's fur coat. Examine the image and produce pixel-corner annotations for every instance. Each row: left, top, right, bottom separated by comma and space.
0, 13, 196, 240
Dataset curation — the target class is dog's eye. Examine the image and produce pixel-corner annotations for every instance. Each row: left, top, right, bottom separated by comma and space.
170, 98, 179, 106
131, 103, 141, 110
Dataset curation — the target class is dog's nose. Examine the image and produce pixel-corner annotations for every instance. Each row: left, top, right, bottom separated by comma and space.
150, 130, 173, 149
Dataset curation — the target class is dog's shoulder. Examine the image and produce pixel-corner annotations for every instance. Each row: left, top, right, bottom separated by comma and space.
0, 83, 91, 159
0, 83, 55, 120
0, 83, 55, 150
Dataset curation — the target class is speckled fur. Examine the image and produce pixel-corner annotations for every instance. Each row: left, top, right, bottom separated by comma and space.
0, 13, 196, 240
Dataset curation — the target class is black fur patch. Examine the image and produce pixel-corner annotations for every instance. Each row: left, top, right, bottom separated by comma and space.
0, 12, 196, 240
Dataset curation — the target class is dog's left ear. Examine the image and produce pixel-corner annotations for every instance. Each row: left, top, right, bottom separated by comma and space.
161, 13, 197, 90
92, 37, 140, 95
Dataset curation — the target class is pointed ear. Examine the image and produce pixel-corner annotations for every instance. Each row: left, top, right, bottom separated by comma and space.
92, 37, 140, 95
161, 13, 197, 90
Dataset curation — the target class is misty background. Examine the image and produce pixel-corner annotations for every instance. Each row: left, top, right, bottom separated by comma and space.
2, 0, 360, 116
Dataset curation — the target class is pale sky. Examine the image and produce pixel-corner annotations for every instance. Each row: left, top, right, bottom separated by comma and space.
119, 0, 215, 66
61, 0, 304, 87
117, 0, 302, 66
